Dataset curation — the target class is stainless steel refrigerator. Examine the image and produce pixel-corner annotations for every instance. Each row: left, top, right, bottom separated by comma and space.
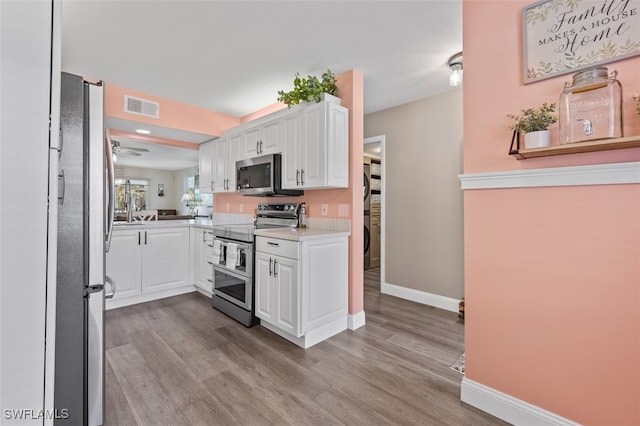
55, 72, 116, 425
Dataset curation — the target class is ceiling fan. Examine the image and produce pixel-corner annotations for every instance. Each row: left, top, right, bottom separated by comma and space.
111, 139, 149, 157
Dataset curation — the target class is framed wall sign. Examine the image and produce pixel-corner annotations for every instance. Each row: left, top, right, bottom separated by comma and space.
523, 0, 640, 84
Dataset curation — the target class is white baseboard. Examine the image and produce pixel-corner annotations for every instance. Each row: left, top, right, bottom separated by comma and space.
106, 285, 195, 310
381, 282, 459, 312
348, 310, 366, 330
461, 378, 580, 426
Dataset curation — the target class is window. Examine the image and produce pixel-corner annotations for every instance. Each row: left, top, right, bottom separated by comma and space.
115, 178, 149, 214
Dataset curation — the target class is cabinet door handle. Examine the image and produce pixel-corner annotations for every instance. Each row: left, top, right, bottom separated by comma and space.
269, 258, 273, 276
145, 231, 147, 245
301, 168, 305, 186
256, 141, 259, 154
267, 241, 280, 246
207, 261, 213, 265
260, 140, 263, 153
138, 231, 141, 245
296, 169, 300, 186
207, 279, 213, 283
273, 259, 278, 277
211, 180, 214, 191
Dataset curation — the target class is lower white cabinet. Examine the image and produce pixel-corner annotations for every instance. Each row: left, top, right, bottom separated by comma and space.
106, 226, 192, 309
190, 227, 214, 295
255, 233, 348, 348
255, 251, 299, 336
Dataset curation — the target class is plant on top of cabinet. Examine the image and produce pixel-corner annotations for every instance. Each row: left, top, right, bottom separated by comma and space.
277, 69, 337, 107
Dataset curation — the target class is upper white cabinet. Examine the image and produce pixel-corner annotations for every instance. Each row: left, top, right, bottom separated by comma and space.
199, 140, 215, 194
242, 117, 282, 158
282, 101, 349, 190
212, 136, 240, 193
199, 136, 239, 194
200, 97, 349, 194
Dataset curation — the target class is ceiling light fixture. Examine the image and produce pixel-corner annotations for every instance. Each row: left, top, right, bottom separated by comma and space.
447, 51, 463, 87
135, 129, 151, 135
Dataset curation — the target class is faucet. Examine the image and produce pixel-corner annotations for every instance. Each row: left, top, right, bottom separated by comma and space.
576, 118, 594, 136
125, 179, 133, 223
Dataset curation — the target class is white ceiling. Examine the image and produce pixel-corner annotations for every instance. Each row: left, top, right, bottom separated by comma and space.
61, 0, 462, 169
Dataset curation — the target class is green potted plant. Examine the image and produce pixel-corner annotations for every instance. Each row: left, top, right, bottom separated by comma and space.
633, 91, 640, 116
507, 102, 558, 149
277, 69, 338, 108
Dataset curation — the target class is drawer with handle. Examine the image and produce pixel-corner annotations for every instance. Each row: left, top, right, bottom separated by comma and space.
256, 236, 299, 260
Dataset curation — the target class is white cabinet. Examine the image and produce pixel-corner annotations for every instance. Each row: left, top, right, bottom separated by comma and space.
282, 100, 349, 190
143, 227, 190, 292
199, 136, 239, 193
255, 251, 299, 336
241, 117, 282, 158
106, 229, 143, 300
212, 135, 240, 193
255, 233, 348, 348
190, 227, 214, 295
199, 140, 215, 194
106, 226, 192, 309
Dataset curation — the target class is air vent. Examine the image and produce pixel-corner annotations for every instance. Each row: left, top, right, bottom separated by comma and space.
124, 95, 160, 119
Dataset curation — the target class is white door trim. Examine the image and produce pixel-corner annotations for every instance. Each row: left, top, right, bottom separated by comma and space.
459, 161, 640, 190
364, 135, 385, 292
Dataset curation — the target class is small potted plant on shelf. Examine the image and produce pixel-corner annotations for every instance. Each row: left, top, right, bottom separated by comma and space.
277, 69, 338, 108
633, 91, 640, 116
508, 102, 558, 149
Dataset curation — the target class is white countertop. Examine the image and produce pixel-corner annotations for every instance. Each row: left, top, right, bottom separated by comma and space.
254, 227, 350, 242
112, 218, 213, 230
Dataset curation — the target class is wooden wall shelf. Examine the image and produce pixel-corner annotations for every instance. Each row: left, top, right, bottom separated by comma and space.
509, 136, 640, 160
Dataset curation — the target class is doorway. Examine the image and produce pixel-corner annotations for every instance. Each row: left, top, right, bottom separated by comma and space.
363, 135, 385, 291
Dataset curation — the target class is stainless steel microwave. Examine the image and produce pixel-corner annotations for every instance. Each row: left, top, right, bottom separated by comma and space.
236, 153, 303, 197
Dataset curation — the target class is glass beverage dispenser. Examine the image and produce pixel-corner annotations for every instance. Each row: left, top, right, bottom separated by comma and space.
559, 67, 622, 144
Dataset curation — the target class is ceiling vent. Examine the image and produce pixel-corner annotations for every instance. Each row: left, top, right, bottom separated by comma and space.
124, 95, 159, 119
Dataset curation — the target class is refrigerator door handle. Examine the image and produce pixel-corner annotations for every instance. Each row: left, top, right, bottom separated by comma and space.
105, 128, 116, 252
105, 275, 116, 299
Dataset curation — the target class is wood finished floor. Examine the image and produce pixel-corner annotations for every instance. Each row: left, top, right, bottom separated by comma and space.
105, 268, 506, 425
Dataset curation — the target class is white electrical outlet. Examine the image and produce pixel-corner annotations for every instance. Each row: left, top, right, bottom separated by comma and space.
321, 204, 329, 216
338, 204, 349, 217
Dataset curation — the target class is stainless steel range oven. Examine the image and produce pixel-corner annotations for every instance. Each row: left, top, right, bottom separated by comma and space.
211, 203, 299, 327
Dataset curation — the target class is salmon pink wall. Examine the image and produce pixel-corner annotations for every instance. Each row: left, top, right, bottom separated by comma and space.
215, 70, 365, 315
105, 84, 240, 137
463, 1, 640, 424
464, 2, 640, 174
